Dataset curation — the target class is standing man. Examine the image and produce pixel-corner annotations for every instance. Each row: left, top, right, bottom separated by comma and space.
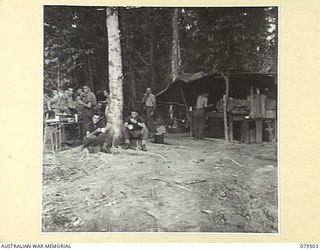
77, 85, 97, 126
192, 92, 209, 140
46, 90, 60, 115
75, 88, 85, 121
47, 89, 68, 115
123, 110, 149, 151
141, 88, 156, 132
66, 87, 76, 115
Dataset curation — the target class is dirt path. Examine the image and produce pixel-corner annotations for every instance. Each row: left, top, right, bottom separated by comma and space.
42, 135, 278, 233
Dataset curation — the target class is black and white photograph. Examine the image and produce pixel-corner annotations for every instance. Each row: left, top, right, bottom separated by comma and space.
42, 6, 278, 233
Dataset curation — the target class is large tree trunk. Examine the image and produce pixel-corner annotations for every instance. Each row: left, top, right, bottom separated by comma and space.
171, 7, 180, 82
106, 8, 123, 143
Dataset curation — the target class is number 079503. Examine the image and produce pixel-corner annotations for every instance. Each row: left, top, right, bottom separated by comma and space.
300, 244, 319, 248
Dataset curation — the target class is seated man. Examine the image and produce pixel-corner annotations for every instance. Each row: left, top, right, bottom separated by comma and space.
94, 102, 106, 122
83, 113, 114, 153
123, 110, 149, 151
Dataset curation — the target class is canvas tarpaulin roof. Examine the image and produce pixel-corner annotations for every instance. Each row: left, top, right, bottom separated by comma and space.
156, 71, 277, 107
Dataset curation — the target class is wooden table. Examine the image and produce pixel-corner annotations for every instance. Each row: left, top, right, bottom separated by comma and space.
200, 112, 276, 143
228, 115, 276, 144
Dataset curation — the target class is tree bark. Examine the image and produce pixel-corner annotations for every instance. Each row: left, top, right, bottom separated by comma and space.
106, 8, 124, 143
171, 7, 180, 82
123, 15, 137, 111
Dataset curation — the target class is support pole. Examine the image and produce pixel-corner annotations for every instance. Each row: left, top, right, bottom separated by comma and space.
179, 88, 192, 137
179, 88, 188, 108
229, 117, 233, 143
222, 73, 230, 142
256, 119, 263, 144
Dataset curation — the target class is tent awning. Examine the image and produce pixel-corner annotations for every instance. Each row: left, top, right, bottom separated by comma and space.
156, 71, 277, 107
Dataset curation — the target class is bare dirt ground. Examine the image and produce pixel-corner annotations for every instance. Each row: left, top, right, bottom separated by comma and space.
42, 134, 278, 233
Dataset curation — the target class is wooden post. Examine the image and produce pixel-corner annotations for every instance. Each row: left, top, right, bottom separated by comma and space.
249, 85, 254, 118
189, 113, 193, 138
179, 88, 192, 137
243, 120, 249, 144
229, 117, 233, 143
222, 73, 229, 142
50, 127, 56, 164
256, 119, 263, 143
179, 88, 188, 109
240, 121, 244, 142
179, 88, 191, 120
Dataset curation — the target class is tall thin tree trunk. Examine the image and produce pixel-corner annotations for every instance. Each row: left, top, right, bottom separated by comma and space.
199, 8, 210, 71
87, 54, 94, 92
106, 8, 123, 142
171, 7, 180, 82
57, 62, 60, 89
149, 8, 155, 90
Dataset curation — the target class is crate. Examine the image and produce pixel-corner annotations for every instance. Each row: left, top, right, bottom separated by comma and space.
154, 134, 164, 144
266, 110, 277, 119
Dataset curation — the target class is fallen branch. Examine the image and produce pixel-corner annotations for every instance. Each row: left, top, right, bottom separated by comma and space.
152, 177, 192, 192
201, 210, 214, 215
225, 157, 244, 167
184, 179, 207, 185
174, 184, 192, 192
145, 211, 159, 220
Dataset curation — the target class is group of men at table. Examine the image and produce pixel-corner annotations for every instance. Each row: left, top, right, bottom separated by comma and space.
46, 86, 157, 153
